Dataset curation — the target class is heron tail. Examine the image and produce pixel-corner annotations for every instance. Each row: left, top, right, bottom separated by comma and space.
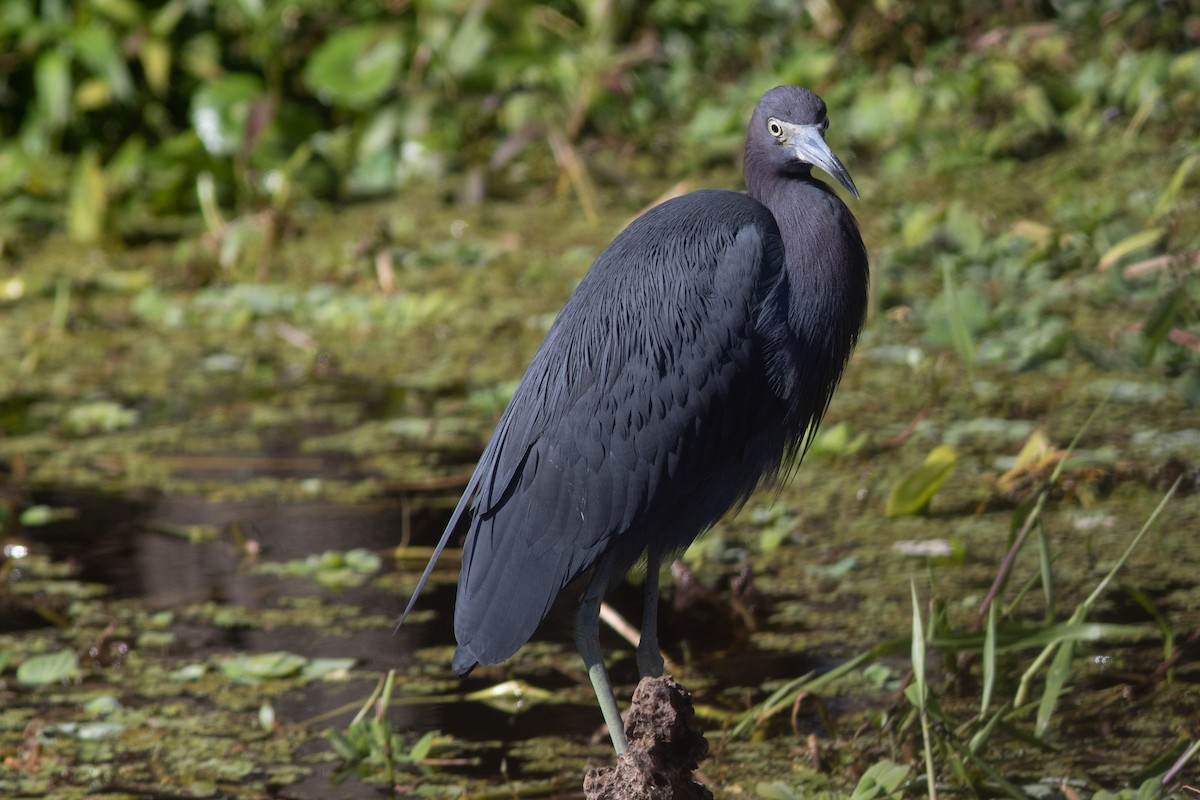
394, 476, 476, 632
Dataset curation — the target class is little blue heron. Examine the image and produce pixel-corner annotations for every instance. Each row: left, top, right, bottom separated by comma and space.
400, 86, 868, 753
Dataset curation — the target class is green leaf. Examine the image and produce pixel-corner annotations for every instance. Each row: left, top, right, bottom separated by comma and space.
1036, 639, 1074, 737
981, 602, 996, 716
1150, 153, 1197, 222
408, 730, 437, 762
69, 24, 134, 103
219, 651, 307, 681
18, 505, 78, 526
809, 421, 868, 458
300, 658, 356, 682
900, 204, 941, 249
756, 782, 801, 800
806, 555, 858, 578
1096, 228, 1163, 271
67, 149, 108, 243
304, 25, 404, 110
90, 0, 142, 26
190, 73, 264, 156
327, 729, 365, 760
17, 649, 80, 686
850, 760, 911, 800
140, 38, 172, 96
1137, 290, 1184, 365
169, 663, 207, 681
939, 260, 978, 372
34, 49, 72, 131
885, 445, 958, 517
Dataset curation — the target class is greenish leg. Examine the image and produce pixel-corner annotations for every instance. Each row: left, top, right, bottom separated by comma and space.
575, 558, 628, 754
636, 553, 665, 678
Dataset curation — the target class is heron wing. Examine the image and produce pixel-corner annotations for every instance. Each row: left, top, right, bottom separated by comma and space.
449, 189, 786, 671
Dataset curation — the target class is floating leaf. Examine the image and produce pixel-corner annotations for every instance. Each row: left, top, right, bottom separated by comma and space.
300, 658, 356, 682
219, 652, 307, 682
464, 679, 555, 714
83, 694, 121, 714
885, 445, 958, 517
50, 721, 127, 740
806, 555, 858, 578
19, 505, 79, 526
169, 663, 208, 681
17, 649, 81, 686
259, 701, 275, 732
63, 400, 138, 436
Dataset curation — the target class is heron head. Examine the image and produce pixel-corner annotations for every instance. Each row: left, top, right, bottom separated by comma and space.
746, 86, 859, 199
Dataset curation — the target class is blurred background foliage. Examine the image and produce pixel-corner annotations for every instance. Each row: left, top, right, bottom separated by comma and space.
0, 0, 1197, 417
0, 0, 1195, 242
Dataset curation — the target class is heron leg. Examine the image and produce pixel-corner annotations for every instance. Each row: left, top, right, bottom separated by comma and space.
636, 552, 665, 678
575, 557, 628, 753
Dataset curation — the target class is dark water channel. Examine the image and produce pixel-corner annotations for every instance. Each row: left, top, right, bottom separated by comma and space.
6, 477, 866, 797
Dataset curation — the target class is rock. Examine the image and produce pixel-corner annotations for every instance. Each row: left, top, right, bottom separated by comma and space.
583, 676, 713, 800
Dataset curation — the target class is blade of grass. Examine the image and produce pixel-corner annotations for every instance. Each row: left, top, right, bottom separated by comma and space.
1076, 477, 1180, 615
911, 580, 938, 800
1119, 583, 1175, 670
1017, 476, 1181, 713
981, 601, 997, 717
977, 398, 1109, 628
1034, 638, 1075, 737
732, 638, 909, 737
932, 621, 1154, 653
943, 730, 1034, 800
968, 701, 1009, 754
1162, 736, 1200, 785
1036, 524, 1054, 622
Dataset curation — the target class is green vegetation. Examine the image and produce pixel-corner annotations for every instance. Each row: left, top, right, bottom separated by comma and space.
1, 0, 1198, 797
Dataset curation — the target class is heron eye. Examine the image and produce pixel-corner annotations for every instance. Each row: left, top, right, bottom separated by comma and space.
820, 117, 829, 134
767, 118, 784, 138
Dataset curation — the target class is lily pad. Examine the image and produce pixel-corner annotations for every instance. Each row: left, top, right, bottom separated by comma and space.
17, 649, 81, 686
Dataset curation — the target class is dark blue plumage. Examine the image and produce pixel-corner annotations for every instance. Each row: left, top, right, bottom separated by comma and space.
400, 86, 868, 753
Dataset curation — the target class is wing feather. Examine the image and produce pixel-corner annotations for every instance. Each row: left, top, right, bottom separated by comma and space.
408, 190, 790, 672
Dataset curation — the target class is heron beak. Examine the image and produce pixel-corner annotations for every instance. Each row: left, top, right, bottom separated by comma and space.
782, 121, 860, 200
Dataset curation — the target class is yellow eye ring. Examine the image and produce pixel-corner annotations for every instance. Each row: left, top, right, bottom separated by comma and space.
767, 118, 784, 138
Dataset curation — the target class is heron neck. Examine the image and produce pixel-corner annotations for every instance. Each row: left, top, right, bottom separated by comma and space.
754, 174, 869, 340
